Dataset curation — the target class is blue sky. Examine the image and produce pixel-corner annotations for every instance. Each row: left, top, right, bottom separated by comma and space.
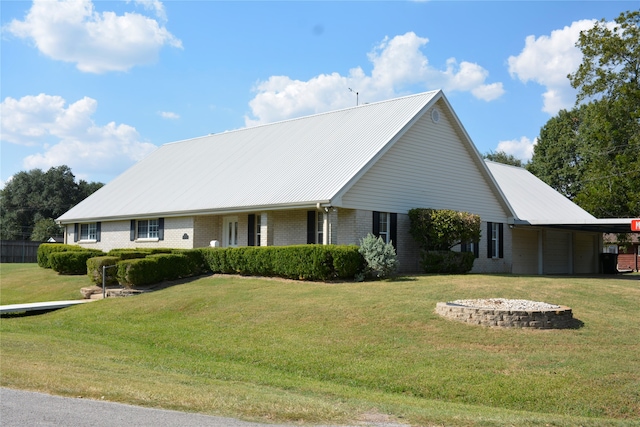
1, 0, 634, 186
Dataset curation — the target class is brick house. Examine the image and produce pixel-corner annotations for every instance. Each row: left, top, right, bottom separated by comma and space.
57, 91, 635, 274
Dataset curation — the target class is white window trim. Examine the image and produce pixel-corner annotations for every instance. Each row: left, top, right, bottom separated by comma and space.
137, 219, 159, 240
379, 212, 390, 244
491, 223, 499, 259
79, 223, 97, 242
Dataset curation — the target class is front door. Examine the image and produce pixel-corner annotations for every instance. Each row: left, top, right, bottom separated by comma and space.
223, 216, 239, 247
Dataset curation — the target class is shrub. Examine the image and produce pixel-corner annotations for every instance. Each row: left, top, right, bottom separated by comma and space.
87, 256, 120, 286
200, 245, 363, 281
49, 250, 104, 275
358, 234, 398, 279
421, 250, 475, 274
330, 245, 365, 279
37, 244, 86, 268
408, 208, 481, 251
173, 249, 208, 276
117, 253, 192, 288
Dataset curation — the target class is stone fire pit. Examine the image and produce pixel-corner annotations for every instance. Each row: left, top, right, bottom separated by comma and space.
435, 298, 573, 329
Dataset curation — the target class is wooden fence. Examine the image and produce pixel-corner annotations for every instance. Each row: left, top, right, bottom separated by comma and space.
0, 241, 41, 263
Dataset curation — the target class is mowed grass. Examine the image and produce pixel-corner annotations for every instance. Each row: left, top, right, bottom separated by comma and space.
0, 263, 88, 304
1, 264, 639, 426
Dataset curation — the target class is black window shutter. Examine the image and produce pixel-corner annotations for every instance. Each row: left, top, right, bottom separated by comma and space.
158, 218, 164, 241
461, 242, 467, 252
474, 240, 480, 258
96, 222, 101, 242
390, 213, 397, 248
130, 220, 136, 241
372, 211, 380, 237
74, 223, 78, 242
307, 211, 316, 244
487, 222, 493, 258
248, 214, 255, 246
498, 223, 504, 258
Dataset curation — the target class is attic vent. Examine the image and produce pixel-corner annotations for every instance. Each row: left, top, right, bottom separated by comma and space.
431, 109, 440, 123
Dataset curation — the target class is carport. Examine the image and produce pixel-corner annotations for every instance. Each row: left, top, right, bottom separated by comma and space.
511, 218, 639, 275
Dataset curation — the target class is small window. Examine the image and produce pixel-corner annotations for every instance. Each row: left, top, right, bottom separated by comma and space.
378, 212, 389, 243
80, 223, 97, 241
317, 211, 324, 244
487, 222, 503, 259
138, 219, 159, 239
256, 214, 262, 246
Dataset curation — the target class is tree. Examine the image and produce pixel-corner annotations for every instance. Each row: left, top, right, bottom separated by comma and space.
483, 151, 524, 167
0, 166, 103, 240
31, 218, 64, 242
527, 106, 587, 200
528, 10, 640, 217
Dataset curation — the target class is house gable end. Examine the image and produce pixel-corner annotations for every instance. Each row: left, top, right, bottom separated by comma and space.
340, 98, 509, 222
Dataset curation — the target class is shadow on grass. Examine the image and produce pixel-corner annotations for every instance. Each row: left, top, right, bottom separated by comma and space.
1, 309, 59, 319
567, 318, 585, 329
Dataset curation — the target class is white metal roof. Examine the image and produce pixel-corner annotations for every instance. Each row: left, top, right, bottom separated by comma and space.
58, 91, 441, 223
485, 160, 597, 223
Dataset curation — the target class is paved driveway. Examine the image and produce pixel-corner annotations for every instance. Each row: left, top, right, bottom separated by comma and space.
0, 388, 301, 427
1, 388, 406, 427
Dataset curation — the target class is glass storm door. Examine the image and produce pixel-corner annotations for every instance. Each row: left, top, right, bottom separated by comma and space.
223, 216, 239, 247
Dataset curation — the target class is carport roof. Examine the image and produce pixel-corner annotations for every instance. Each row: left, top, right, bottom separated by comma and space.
486, 161, 638, 234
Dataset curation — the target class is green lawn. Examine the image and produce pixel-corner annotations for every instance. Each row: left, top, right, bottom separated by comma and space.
1, 264, 639, 426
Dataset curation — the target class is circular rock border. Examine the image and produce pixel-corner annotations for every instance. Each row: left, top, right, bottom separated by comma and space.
435, 298, 573, 329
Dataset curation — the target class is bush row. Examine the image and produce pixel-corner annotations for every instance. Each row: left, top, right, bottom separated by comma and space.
41, 244, 364, 286
87, 249, 205, 287
37, 243, 101, 269
200, 245, 364, 281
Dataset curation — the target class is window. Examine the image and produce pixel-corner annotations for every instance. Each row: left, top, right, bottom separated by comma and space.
307, 210, 325, 244
317, 211, 324, 244
80, 223, 96, 241
487, 222, 503, 259
131, 218, 164, 241
256, 214, 262, 246
372, 211, 397, 247
378, 212, 389, 243
138, 219, 159, 239
248, 214, 262, 246
74, 222, 101, 243
461, 241, 479, 258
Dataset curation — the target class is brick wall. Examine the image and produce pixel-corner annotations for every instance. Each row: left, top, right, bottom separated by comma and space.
69, 217, 194, 253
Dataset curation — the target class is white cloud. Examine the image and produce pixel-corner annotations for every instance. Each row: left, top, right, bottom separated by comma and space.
1, 94, 157, 179
246, 32, 504, 126
495, 136, 537, 162
508, 20, 597, 114
5, 0, 181, 73
132, 0, 167, 22
159, 111, 180, 120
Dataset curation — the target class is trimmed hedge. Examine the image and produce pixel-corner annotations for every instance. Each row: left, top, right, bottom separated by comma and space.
37, 244, 89, 268
87, 256, 120, 286
421, 250, 475, 274
200, 245, 364, 281
49, 250, 105, 275
117, 253, 193, 288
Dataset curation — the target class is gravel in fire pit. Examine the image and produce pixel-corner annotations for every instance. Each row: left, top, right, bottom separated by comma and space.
448, 298, 561, 311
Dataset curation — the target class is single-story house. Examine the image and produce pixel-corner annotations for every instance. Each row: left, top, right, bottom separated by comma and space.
57, 90, 636, 274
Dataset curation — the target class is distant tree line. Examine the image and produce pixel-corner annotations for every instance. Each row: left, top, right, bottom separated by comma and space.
0, 166, 103, 241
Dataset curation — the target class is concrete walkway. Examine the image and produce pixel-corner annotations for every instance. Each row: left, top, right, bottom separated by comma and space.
0, 299, 95, 314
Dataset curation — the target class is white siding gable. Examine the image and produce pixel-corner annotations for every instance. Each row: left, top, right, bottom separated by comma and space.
341, 100, 508, 222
